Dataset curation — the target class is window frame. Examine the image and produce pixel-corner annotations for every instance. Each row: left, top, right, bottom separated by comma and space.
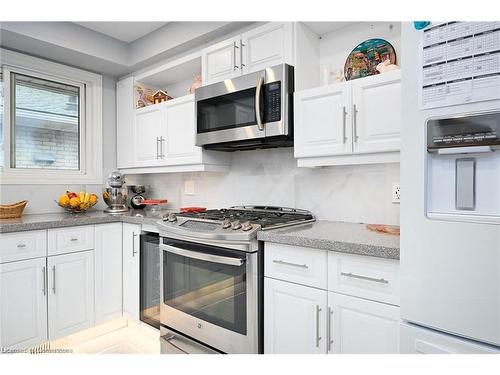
0, 49, 102, 184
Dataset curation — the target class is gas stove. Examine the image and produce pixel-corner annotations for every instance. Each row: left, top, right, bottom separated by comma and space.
156, 205, 315, 252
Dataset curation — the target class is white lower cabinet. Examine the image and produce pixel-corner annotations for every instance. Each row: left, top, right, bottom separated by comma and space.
264, 278, 327, 354
328, 292, 400, 354
95, 223, 123, 324
264, 243, 401, 354
0, 258, 48, 348
122, 223, 141, 321
47, 250, 95, 340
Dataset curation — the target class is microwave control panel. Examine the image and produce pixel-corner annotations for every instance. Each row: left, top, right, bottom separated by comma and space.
263, 81, 281, 123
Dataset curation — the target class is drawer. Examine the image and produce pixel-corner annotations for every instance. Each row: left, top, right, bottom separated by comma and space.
265, 243, 327, 289
0, 230, 47, 263
48, 225, 95, 256
328, 252, 399, 306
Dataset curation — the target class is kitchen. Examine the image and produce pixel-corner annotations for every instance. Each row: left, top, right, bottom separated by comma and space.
0, 3, 499, 373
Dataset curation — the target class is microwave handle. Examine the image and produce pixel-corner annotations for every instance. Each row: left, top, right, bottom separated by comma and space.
160, 243, 245, 267
255, 76, 265, 131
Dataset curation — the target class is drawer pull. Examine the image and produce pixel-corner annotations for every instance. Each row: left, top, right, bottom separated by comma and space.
70, 238, 79, 242
340, 272, 388, 284
272, 259, 309, 269
17, 243, 27, 248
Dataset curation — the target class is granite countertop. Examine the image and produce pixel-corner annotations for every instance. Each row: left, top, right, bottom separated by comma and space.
0, 209, 171, 233
257, 221, 400, 260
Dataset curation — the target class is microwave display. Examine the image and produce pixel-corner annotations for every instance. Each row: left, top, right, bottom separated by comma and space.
264, 81, 281, 123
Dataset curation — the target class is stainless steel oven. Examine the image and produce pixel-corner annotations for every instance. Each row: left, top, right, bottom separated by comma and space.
159, 236, 262, 354
195, 63, 294, 151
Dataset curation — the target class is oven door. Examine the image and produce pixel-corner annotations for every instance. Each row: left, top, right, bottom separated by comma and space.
195, 64, 292, 146
160, 237, 259, 354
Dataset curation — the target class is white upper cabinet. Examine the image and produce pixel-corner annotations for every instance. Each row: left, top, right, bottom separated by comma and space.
202, 23, 294, 85
295, 71, 402, 167
95, 223, 123, 324
294, 83, 352, 158
47, 250, 94, 340
202, 36, 242, 85
134, 105, 165, 167
164, 95, 201, 165
0, 258, 48, 348
351, 70, 401, 154
116, 77, 136, 169
241, 22, 293, 74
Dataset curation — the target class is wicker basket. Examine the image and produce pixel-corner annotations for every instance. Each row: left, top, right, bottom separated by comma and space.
0, 200, 28, 219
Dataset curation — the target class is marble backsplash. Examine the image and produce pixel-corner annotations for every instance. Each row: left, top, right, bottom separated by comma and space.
144, 148, 401, 225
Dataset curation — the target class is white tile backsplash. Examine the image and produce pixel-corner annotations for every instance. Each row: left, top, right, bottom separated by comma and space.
144, 148, 400, 225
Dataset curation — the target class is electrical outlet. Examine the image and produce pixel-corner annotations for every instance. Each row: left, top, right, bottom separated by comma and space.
392, 183, 401, 203
184, 180, 195, 196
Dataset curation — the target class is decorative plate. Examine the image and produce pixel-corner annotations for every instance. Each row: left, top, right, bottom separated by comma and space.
344, 38, 397, 81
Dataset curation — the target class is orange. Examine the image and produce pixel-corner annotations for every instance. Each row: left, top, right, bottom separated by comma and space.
69, 197, 80, 208
89, 194, 98, 205
58, 194, 70, 207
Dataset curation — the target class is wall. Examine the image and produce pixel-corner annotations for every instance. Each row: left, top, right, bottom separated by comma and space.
144, 148, 400, 225
0, 75, 117, 214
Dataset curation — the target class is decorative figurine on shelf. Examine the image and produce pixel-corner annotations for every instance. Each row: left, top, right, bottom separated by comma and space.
376, 59, 399, 74
188, 74, 202, 94
153, 90, 172, 104
136, 87, 149, 108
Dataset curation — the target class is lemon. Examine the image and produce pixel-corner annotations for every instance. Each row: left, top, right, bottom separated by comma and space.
58, 194, 70, 207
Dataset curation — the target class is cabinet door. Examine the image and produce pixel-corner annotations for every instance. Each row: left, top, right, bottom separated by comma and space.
48, 250, 94, 340
134, 105, 165, 166
329, 292, 399, 354
117, 77, 136, 168
241, 22, 293, 74
95, 223, 123, 324
122, 223, 141, 321
202, 36, 241, 85
351, 70, 401, 154
265, 277, 327, 354
163, 95, 202, 165
294, 83, 352, 158
0, 258, 48, 348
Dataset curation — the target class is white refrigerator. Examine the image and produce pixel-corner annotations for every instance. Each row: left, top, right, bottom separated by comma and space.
400, 21, 500, 353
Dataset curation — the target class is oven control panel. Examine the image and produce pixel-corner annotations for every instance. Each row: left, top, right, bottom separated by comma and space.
263, 81, 281, 123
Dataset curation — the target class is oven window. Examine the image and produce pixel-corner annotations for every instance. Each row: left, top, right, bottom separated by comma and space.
197, 87, 259, 133
163, 248, 247, 335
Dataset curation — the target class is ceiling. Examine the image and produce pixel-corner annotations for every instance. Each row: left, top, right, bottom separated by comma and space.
303, 22, 357, 36
75, 22, 169, 43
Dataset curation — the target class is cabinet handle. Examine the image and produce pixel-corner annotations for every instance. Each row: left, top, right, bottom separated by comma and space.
160, 137, 165, 158
132, 233, 138, 257
316, 305, 322, 348
52, 266, 56, 294
340, 271, 388, 284
353, 104, 359, 142
156, 137, 160, 159
70, 238, 78, 242
233, 41, 239, 70
240, 39, 245, 68
342, 106, 347, 143
272, 259, 308, 269
17, 243, 26, 248
327, 307, 333, 352
42, 266, 47, 296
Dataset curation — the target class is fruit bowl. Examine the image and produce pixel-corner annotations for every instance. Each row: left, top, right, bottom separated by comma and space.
56, 191, 98, 213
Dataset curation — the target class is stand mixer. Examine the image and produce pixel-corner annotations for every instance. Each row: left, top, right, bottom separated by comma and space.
103, 171, 129, 214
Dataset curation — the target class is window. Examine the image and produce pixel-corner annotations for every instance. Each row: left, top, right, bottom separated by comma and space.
0, 49, 102, 184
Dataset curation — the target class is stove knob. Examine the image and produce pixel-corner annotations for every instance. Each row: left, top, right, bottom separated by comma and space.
222, 219, 231, 229
242, 221, 253, 231
231, 220, 242, 230
167, 213, 177, 222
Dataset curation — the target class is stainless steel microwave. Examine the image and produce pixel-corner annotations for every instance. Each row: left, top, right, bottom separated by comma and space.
195, 64, 294, 151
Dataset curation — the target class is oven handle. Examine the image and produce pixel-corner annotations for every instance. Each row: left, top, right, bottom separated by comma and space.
160, 243, 245, 266
255, 76, 265, 131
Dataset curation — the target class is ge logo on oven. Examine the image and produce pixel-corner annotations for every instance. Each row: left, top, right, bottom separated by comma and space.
197, 323, 203, 329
